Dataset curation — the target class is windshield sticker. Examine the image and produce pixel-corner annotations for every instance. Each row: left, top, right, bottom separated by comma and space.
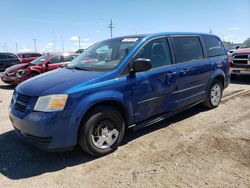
122, 38, 139, 43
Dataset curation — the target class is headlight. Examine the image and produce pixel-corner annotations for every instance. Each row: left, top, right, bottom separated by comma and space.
6, 72, 16, 76
17, 69, 25, 77
34, 94, 68, 112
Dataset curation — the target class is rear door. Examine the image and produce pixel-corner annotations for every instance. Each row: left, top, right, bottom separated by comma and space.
129, 37, 179, 122
170, 36, 212, 109
202, 35, 229, 85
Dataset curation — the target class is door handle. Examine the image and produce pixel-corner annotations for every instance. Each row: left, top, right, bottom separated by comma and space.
166, 71, 177, 77
180, 68, 190, 76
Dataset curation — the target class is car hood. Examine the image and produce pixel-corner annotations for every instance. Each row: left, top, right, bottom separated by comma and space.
16, 67, 110, 96
5, 63, 29, 73
234, 48, 250, 54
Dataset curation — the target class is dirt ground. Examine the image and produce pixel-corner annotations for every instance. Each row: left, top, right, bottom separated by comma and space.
0, 76, 250, 188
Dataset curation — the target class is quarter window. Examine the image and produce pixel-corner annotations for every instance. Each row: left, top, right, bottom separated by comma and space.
202, 35, 226, 57
135, 38, 172, 68
172, 36, 203, 63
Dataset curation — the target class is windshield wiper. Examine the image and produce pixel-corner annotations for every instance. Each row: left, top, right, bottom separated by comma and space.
74, 66, 93, 71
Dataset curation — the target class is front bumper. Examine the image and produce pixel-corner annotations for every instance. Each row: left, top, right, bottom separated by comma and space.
0, 73, 21, 85
230, 64, 250, 75
9, 110, 80, 151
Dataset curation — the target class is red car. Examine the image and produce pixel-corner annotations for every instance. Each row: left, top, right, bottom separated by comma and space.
1, 52, 77, 85
229, 38, 250, 78
17, 52, 43, 63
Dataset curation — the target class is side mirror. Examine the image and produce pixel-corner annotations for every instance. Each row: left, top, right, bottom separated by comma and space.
131, 58, 152, 73
235, 45, 240, 49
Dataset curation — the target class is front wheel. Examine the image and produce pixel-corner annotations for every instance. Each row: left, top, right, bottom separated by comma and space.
78, 105, 125, 157
202, 80, 223, 109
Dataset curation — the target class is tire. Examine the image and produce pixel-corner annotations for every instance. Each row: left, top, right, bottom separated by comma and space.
202, 79, 223, 109
28, 72, 39, 78
78, 105, 125, 157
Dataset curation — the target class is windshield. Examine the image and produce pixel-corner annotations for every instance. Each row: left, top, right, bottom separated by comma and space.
241, 38, 250, 48
30, 54, 49, 65
67, 37, 142, 71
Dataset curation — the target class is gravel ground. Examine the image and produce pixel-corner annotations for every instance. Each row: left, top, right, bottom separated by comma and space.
0, 76, 250, 188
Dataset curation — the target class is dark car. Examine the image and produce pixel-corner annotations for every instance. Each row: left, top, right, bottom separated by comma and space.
9, 32, 230, 156
1, 52, 77, 85
17, 52, 43, 64
0, 52, 20, 72
75, 49, 84, 54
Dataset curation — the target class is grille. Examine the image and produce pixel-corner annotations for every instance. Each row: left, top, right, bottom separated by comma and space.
14, 93, 31, 112
233, 54, 249, 64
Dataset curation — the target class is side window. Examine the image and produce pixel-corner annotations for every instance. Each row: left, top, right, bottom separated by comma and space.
50, 56, 63, 64
202, 35, 226, 57
5, 54, 17, 59
172, 36, 203, 63
32, 53, 41, 57
23, 54, 32, 58
135, 38, 172, 68
64, 55, 77, 62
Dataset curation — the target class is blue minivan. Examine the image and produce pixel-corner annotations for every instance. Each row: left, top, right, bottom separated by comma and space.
9, 32, 230, 156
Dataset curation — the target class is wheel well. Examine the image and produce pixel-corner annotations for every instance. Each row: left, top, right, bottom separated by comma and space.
80, 100, 129, 128
30, 71, 40, 75
214, 75, 224, 88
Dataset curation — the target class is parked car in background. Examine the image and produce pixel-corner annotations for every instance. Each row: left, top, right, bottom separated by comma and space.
17, 52, 43, 63
0, 52, 20, 72
9, 33, 229, 157
1, 52, 77, 85
230, 38, 250, 78
75, 49, 84, 54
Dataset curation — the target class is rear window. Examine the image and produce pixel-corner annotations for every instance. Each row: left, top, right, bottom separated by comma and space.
172, 36, 203, 63
202, 35, 226, 57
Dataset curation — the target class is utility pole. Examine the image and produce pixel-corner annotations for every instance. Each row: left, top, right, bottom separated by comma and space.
53, 27, 56, 52
2, 44, 5, 52
33, 38, 37, 52
15, 41, 19, 53
4, 42, 8, 52
78, 36, 81, 49
108, 19, 114, 38
209, 28, 213, 34
61, 35, 64, 52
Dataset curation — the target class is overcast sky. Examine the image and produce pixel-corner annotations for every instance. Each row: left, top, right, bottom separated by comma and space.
0, 0, 249, 53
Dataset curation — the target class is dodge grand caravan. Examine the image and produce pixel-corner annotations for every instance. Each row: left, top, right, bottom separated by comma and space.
9, 33, 230, 156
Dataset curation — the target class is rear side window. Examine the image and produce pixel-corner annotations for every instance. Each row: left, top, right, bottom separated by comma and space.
64, 55, 77, 62
202, 35, 226, 57
32, 53, 42, 57
50, 56, 64, 64
172, 36, 203, 63
22, 54, 40, 58
6, 55, 17, 59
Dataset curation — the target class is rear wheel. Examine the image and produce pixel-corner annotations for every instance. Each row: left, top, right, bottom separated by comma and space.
202, 79, 223, 109
78, 105, 125, 157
